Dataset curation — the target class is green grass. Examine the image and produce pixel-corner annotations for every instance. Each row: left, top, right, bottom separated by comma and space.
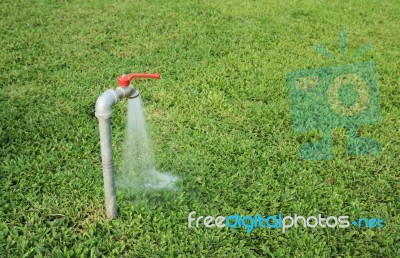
1, 0, 399, 257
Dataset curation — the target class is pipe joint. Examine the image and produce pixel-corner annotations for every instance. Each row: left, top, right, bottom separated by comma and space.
95, 89, 118, 119
95, 86, 139, 119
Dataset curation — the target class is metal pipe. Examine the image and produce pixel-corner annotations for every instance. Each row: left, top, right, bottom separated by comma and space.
95, 85, 138, 219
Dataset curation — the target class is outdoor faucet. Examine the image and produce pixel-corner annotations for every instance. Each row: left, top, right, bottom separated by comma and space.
95, 73, 160, 219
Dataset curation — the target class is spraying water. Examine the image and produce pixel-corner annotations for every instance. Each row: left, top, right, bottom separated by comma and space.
117, 96, 178, 191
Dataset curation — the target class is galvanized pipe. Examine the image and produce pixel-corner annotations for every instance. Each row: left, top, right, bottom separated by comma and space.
98, 116, 117, 218
95, 85, 139, 219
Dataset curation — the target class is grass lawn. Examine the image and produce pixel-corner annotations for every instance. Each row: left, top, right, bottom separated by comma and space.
1, 0, 399, 256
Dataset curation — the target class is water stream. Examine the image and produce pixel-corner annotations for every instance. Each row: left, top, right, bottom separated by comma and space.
117, 96, 178, 191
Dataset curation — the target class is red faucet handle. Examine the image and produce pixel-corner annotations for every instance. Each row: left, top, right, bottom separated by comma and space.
118, 73, 161, 86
